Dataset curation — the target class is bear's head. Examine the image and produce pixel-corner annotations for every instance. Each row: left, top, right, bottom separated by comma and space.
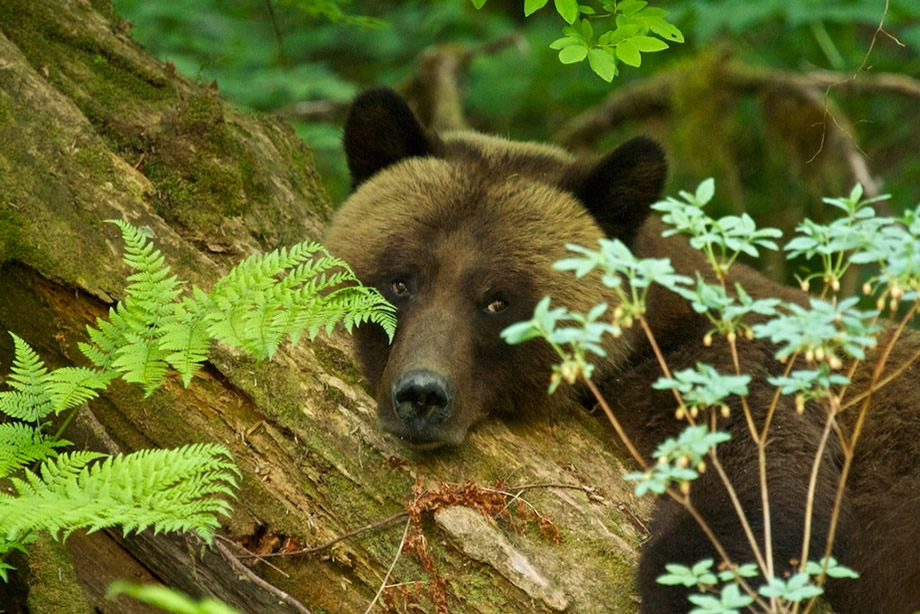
325, 88, 667, 447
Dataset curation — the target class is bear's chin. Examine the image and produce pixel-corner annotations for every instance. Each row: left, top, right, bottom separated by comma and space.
381, 421, 469, 449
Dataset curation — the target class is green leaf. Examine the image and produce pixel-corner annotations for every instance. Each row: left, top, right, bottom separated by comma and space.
470, 0, 487, 8
559, 44, 588, 64
554, 0, 579, 24
617, 0, 647, 17
615, 38, 642, 67
648, 18, 685, 43
0, 444, 238, 543
696, 178, 715, 205
632, 35, 669, 52
550, 36, 583, 49
524, 0, 549, 16
108, 583, 245, 614
588, 48, 616, 82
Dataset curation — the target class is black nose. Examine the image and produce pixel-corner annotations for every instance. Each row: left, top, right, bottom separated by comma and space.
391, 370, 454, 426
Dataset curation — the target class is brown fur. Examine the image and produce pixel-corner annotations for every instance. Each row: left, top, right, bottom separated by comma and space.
326, 88, 920, 613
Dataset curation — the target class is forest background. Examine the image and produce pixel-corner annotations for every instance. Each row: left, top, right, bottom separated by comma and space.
1, 0, 919, 613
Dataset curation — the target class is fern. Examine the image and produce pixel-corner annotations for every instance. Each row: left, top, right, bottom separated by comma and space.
80, 221, 396, 391
0, 334, 111, 421
0, 423, 70, 478
0, 221, 391, 580
0, 444, 238, 543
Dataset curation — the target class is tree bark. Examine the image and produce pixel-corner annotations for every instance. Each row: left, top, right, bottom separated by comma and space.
0, 2, 648, 613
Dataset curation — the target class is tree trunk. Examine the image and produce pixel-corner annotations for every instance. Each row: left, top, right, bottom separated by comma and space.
0, 2, 649, 613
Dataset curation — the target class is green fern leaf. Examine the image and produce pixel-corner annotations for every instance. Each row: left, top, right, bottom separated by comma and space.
46, 367, 115, 412
159, 289, 212, 386
0, 444, 238, 543
0, 423, 70, 478
0, 333, 53, 421
112, 333, 170, 395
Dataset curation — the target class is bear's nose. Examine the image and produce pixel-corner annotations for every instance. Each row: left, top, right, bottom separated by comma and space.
391, 370, 454, 427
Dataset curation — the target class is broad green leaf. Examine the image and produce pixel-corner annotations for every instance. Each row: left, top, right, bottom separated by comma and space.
554, 0, 579, 24
648, 18, 685, 42
588, 48, 616, 82
617, 0, 648, 17
550, 36, 583, 49
632, 35, 669, 52
615, 38, 642, 67
524, 0, 549, 16
559, 44, 588, 64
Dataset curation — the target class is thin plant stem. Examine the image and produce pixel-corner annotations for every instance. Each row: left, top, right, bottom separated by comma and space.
364, 517, 412, 614
585, 378, 648, 470
707, 448, 769, 575
822, 301, 917, 564
798, 397, 838, 570
727, 336, 775, 589
838, 345, 920, 411
638, 316, 684, 410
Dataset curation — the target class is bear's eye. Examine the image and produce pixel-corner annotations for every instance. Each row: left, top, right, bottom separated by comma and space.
391, 280, 410, 297
485, 298, 508, 314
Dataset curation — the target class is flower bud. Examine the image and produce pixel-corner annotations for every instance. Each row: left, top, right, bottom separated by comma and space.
800, 279, 810, 292
744, 328, 754, 340
720, 404, 730, 418
697, 461, 707, 474
805, 348, 815, 363
815, 346, 825, 362
829, 355, 842, 370
675, 407, 686, 420
862, 282, 872, 296
727, 331, 737, 345
703, 333, 713, 347
795, 394, 805, 414
689, 406, 699, 419
680, 481, 691, 495
831, 278, 840, 292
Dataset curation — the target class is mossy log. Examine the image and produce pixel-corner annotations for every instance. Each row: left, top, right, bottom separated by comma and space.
0, 1, 650, 613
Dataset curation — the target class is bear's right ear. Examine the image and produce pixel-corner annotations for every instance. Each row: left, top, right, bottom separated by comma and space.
343, 88, 439, 188
565, 137, 667, 243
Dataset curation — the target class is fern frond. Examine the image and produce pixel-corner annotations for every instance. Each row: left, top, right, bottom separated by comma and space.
0, 423, 70, 478
159, 288, 212, 386
112, 333, 170, 396
46, 367, 115, 413
0, 535, 35, 582
80, 306, 131, 370
0, 333, 52, 421
0, 444, 238, 543
1, 335, 114, 421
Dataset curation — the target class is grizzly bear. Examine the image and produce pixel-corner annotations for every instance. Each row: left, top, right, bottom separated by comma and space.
325, 88, 920, 614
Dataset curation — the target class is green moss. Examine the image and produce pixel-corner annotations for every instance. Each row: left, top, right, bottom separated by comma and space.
312, 339, 363, 384
26, 535, 95, 614
0, 208, 26, 264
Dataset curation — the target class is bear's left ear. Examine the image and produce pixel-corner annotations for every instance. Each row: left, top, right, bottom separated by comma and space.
343, 87, 440, 188
565, 137, 667, 242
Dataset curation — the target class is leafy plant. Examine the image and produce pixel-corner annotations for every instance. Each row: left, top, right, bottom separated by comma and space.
83, 220, 395, 394
471, 0, 685, 81
0, 221, 396, 581
107, 582, 245, 614
504, 179, 919, 612
0, 333, 239, 581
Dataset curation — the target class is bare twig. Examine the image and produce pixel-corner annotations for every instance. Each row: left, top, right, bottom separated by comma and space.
214, 539, 314, 614
216, 534, 289, 577
363, 517, 412, 614
238, 511, 409, 559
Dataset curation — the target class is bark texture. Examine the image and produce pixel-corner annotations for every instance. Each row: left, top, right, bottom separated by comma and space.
0, 2, 649, 613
